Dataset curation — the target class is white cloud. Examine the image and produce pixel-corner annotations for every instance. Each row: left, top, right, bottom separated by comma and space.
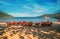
8, 12, 42, 17
33, 4, 48, 13
24, 5, 31, 9
0, 1, 12, 5
9, 13, 29, 17
23, 4, 48, 13
34, 9, 47, 13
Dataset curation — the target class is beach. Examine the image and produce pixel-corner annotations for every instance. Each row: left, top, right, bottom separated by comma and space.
53, 22, 60, 24
0, 22, 60, 39
0, 0, 60, 39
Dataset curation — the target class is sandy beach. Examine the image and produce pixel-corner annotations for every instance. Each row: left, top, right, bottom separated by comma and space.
53, 22, 60, 24
0, 22, 60, 39
0, 0, 60, 39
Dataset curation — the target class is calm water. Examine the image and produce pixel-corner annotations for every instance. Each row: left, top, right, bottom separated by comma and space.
0, 17, 59, 22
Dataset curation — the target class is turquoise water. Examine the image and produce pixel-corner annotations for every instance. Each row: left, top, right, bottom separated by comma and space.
0, 17, 58, 22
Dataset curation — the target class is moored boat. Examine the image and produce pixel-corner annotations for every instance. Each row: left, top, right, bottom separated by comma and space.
6, 21, 53, 27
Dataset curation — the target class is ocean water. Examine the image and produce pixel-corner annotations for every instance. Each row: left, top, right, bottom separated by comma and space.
0, 17, 59, 22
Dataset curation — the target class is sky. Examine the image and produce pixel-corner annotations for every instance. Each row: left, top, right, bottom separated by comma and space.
0, 0, 60, 17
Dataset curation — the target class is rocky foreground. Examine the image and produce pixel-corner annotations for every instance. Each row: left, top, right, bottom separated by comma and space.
0, 24, 60, 39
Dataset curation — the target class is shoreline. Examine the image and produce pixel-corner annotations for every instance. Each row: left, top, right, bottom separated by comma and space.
0, 22, 60, 25
53, 22, 60, 24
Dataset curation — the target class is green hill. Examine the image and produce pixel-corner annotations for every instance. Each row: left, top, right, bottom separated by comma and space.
0, 11, 13, 18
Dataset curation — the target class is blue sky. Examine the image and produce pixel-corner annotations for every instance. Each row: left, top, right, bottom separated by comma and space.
0, 0, 60, 17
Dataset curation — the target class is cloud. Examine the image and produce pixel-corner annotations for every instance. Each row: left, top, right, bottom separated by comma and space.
9, 13, 29, 17
8, 12, 35, 17
0, 1, 12, 5
23, 4, 48, 13
8, 12, 42, 17
33, 4, 48, 13
33, 9, 47, 13
24, 5, 31, 9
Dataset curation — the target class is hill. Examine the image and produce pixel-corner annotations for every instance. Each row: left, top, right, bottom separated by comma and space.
54, 12, 60, 19
38, 12, 60, 19
0, 11, 13, 18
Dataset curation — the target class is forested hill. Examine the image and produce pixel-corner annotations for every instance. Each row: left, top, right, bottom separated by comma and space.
0, 11, 13, 18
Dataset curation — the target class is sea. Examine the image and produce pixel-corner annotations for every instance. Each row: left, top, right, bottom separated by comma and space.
0, 17, 59, 22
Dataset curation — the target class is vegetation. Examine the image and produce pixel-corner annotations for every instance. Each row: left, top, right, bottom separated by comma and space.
0, 11, 13, 18
39, 12, 60, 19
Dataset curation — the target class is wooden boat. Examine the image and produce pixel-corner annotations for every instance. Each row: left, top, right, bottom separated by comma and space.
35, 22, 40, 26
10, 21, 16, 25
17, 21, 21, 25
6, 21, 52, 27
41, 21, 53, 27
46, 21, 52, 26
27, 22, 33, 26
41, 21, 46, 26
22, 21, 28, 26
6, 22, 11, 26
